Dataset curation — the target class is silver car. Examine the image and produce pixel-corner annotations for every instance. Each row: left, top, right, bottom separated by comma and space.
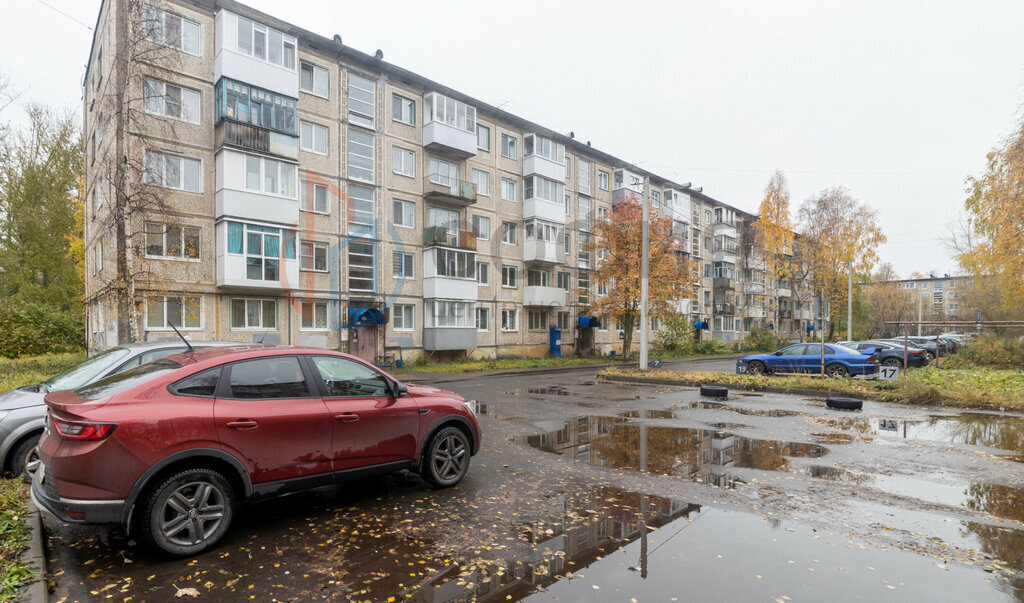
0, 341, 251, 476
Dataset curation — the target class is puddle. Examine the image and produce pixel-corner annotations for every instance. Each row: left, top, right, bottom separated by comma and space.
706, 422, 750, 430
617, 409, 678, 419
804, 465, 872, 482
812, 413, 1024, 454
515, 386, 575, 397
679, 401, 808, 418
811, 432, 858, 445
869, 474, 1024, 524
516, 416, 828, 480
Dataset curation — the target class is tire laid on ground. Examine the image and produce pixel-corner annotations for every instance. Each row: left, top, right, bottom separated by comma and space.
881, 358, 902, 368
700, 385, 729, 398
138, 468, 235, 556
9, 436, 40, 480
826, 397, 863, 411
825, 363, 850, 378
422, 426, 471, 488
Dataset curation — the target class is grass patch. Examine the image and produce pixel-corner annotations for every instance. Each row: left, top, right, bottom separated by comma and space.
601, 366, 1024, 411
0, 479, 33, 599
0, 352, 87, 393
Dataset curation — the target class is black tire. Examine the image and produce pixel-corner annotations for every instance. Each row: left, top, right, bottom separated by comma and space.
700, 385, 729, 398
747, 361, 767, 375
826, 397, 863, 411
421, 426, 471, 488
137, 468, 235, 556
881, 358, 902, 368
825, 363, 849, 378
9, 435, 40, 481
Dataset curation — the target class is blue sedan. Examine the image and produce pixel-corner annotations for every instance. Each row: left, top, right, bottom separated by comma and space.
739, 343, 879, 377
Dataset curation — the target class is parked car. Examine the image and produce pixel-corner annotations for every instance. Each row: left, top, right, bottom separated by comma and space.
839, 341, 929, 368
880, 337, 947, 358
937, 336, 962, 353
32, 346, 481, 556
0, 341, 246, 477
739, 343, 879, 377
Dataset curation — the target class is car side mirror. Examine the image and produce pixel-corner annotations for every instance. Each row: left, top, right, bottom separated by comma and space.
391, 381, 409, 397
773, 351, 784, 356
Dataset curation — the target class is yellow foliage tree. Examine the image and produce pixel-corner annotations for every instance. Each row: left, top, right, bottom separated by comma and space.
797, 187, 887, 339
588, 195, 698, 357
961, 119, 1024, 314
753, 171, 795, 327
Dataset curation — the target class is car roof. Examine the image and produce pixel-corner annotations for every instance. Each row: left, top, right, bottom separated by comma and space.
109, 341, 259, 353
160, 345, 358, 368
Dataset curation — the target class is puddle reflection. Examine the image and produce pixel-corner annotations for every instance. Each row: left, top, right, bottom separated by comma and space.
813, 413, 1024, 454
680, 401, 807, 417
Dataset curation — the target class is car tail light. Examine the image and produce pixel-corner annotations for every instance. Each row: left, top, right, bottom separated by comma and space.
53, 418, 117, 440
867, 355, 877, 363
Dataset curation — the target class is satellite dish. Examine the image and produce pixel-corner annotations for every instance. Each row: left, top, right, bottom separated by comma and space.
333, 34, 343, 44
569, 131, 575, 138
374, 49, 384, 59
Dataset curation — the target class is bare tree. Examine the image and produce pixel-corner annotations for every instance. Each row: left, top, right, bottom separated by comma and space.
940, 210, 976, 272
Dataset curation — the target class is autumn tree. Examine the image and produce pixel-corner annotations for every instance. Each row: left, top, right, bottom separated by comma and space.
797, 186, 886, 340
959, 116, 1024, 315
862, 263, 915, 337
588, 195, 698, 357
753, 171, 795, 329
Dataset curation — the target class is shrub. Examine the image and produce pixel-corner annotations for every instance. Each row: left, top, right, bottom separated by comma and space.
693, 339, 731, 356
945, 335, 1024, 370
0, 301, 84, 358
656, 312, 695, 354
745, 325, 790, 352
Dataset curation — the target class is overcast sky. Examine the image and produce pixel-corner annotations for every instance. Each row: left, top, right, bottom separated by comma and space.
3, 0, 1023, 278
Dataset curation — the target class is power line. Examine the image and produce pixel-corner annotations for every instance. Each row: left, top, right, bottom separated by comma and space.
34, 0, 93, 31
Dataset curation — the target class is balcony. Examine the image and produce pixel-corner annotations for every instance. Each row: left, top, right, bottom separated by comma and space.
424, 175, 477, 206
423, 247, 477, 301
713, 249, 737, 264
524, 134, 566, 181
713, 221, 737, 238
216, 120, 298, 161
524, 198, 565, 224
214, 11, 298, 98
779, 309, 793, 319
746, 256, 767, 270
713, 277, 736, 290
714, 302, 736, 315
746, 306, 766, 319
776, 287, 792, 298
423, 92, 477, 157
524, 286, 566, 307
744, 281, 765, 294
424, 327, 478, 351
524, 238, 566, 265
424, 226, 477, 250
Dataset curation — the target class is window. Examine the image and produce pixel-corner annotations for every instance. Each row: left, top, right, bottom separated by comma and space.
578, 233, 592, 269
310, 355, 389, 397
229, 19, 280, 67
578, 198, 592, 231
502, 265, 518, 288
300, 180, 329, 214
501, 134, 517, 159
300, 240, 328, 272
563, 233, 571, 255
476, 261, 489, 285
501, 308, 518, 331
228, 357, 308, 399
143, 5, 201, 55
348, 73, 375, 128
241, 154, 296, 197
528, 310, 547, 331
391, 94, 416, 125
424, 93, 476, 133
557, 272, 572, 291
651, 191, 661, 208
170, 368, 220, 397
472, 215, 491, 240
598, 281, 610, 296
578, 273, 590, 305
144, 79, 200, 124
423, 300, 474, 328
476, 307, 490, 331
300, 61, 329, 97
145, 221, 200, 260
501, 178, 518, 202
348, 185, 375, 230
230, 298, 277, 329
348, 241, 374, 291
477, 124, 490, 150
524, 175, 564, 203
301, 301, 328, 330
564, 156, 571, 178
227, 222, 292, 281
393, 304, 415, 330
527, 269, 550, 287
524, 134, 565, 163
146, 296, 200, 329
434, 248, 475, 279
598, 171, 610, 191
393, 251, 414, 278
472, 169, 490, 196
705, 209, 712, 224
348, 128, 374, 183
300, 121, 328, 155
144, 150, 202, 192
393, 199, 414, 228
392, 147, 415, 177
578, 160, 592, 195
525, 220, 562, 243
95, 242, 103, 273
557, 312, 570, 331
565, 194, 572, 216
216, 78, 296, 135
502, 222, 518, 244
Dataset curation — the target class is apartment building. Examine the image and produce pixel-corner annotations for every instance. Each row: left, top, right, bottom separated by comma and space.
82, 0, 814, 363
892, 275, 976, 321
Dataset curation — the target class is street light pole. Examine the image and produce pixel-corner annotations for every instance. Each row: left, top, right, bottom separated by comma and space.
847, 259, 853, 341
640, 177, 650, 371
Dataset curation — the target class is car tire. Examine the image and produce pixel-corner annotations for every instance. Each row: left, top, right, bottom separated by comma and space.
138, 468, 235, 557
825, 363, 849, 378
700, 385, 729, 398
9, 436, 40, 481
826, 397, 863, 410
881, 358, 902, 368
748, 361, 767, 375
421, 426, 471, 488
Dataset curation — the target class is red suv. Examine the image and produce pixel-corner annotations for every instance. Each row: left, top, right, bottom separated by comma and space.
31, 346, 480, 556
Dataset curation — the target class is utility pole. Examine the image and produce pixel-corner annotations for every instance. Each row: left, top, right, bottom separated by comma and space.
917, 292, 922, 336
847, 259, 853, 341
639, 178, 650, 371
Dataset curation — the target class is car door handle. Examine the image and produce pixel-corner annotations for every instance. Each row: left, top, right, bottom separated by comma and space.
335, 413, 360, 422
226, 419, 259, 430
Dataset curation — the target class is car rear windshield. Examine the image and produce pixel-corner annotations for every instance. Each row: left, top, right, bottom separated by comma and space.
45, 347, 132, 391
73, 359, 184, 400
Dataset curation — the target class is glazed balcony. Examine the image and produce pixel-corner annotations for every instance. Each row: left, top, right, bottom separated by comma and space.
423, 92, 477, 157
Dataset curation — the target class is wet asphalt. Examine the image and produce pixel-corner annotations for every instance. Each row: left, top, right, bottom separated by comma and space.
42, 362, 1024, 602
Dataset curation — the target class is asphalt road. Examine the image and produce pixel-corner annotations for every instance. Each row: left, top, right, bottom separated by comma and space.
43, 368, 1024, 601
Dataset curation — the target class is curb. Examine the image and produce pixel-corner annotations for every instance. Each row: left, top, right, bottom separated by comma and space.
22, 498, 47, 603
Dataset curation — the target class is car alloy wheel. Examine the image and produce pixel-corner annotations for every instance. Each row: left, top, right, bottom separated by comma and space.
10, 437, 40, 480
826, 363, 849, 378
422, 426, 470, 488
748, 361, 767, 375
881, 358, 901, 368
140, 468, 234, 556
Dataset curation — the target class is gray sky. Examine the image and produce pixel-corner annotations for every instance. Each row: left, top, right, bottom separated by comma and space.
4, 0, 1023, 279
